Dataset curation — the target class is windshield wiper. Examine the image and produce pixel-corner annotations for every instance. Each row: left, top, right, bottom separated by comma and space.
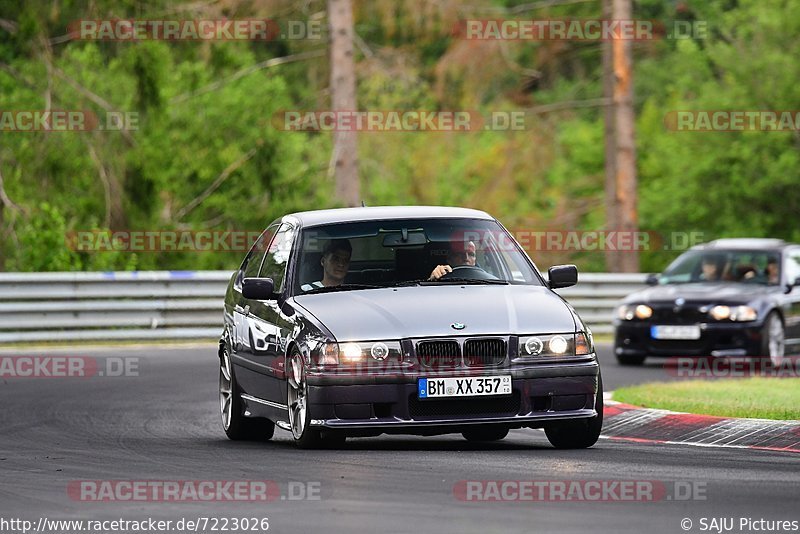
384, 279, 430, 287
303, 283, 381, 294
429, 277, 509, 285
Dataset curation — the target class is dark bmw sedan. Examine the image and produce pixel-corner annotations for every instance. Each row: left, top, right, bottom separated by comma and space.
614, 238, 800, 366
218, 206, 602, 449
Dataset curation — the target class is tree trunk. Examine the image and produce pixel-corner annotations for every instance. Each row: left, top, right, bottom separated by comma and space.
328, 0, 360, 207
611, 0, 639, 272
602, 0, 618, 272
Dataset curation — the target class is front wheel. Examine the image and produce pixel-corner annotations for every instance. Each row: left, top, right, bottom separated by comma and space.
544, 373, 603, 449
219, 343, 274, 441
758, 312, 785, 366
287, 351, 345, 449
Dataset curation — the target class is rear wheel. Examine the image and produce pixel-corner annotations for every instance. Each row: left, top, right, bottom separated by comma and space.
462, 426, 509, 442
219, 343, 274, 441
545, 373, 603, 449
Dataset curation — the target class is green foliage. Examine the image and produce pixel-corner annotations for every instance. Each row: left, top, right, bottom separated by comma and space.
1, 0, 799, 274
9, 203, 139, 271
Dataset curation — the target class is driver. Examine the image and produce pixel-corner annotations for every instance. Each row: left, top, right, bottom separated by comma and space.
301, 239, 352, 291
429, 240, 477, 281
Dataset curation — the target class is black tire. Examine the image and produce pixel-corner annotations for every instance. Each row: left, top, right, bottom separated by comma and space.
462, 426, 509, 442
287, 350, 345, 449
545, 373, 603, 449
755, 311, 785, 367
615, 351, 646, 366
219, 343, 275, 441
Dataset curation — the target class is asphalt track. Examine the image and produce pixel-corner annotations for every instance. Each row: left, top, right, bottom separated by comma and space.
0, 343, 798, 534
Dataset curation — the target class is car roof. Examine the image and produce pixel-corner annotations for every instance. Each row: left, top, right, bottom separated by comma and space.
691, 238, 793, 251
284, 206, 495, 228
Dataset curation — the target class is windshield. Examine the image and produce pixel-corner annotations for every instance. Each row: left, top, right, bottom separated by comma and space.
293, 218, 543, 293
659, 249, 781, 285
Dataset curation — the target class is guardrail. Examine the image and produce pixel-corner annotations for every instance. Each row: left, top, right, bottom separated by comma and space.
0, 271, 647, 343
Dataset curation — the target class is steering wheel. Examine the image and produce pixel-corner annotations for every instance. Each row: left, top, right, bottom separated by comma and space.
440, 265, 499, 281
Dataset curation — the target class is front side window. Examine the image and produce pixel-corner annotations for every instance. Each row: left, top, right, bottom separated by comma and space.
259, 224, 296, 292
784, 251, 800, 285
236, 226, 277, 288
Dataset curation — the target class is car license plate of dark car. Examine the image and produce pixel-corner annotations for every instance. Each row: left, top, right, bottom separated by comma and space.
417, 375, 512, 399
650, 325, 701, 340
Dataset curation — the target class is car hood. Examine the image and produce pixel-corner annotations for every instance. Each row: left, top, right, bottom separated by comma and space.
623, 282, 775, 305
293, 285, 576, 340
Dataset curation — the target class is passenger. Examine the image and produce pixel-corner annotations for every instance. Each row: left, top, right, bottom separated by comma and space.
766, 257, 780, 285
301, 239, 352, 291
429, 240, 477, 281
700, 256, 722, 282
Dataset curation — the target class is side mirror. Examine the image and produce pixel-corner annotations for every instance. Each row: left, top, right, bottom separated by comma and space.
242, 277, 276, 300
786, 277, 800, 294
645, 273, 659, 286
548, 264, 578, 289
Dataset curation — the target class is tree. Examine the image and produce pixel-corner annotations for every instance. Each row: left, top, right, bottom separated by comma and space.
328, 0, 360, 206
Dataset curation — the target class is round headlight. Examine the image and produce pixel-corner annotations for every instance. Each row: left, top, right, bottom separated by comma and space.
524, 337, 544, 356
341, 342, 363, 362
617, 305, 635, 321
635, 304, 653, 320
370, 342, 389, 360
732, 306, 757, 322
710, 305, 731, 321
549, 335, 569, 354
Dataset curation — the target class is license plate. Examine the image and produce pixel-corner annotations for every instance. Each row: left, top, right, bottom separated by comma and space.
418, 375, 512, 399
651, 325, 701, 340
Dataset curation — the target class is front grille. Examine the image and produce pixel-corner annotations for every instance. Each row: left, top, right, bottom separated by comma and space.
408, 390, 521, 418
417, 340, 460, 368
463, 338, 507, 367
651, 305, 707, 324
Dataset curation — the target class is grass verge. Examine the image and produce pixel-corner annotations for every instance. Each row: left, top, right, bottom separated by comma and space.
613, 377, 800, 420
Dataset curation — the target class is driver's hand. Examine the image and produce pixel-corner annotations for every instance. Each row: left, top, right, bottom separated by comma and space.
429, 265, 453, 280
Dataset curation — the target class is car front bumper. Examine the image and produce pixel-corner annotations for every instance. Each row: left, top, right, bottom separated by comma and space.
614, 321, 763, 357
304, 359, 600, 431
